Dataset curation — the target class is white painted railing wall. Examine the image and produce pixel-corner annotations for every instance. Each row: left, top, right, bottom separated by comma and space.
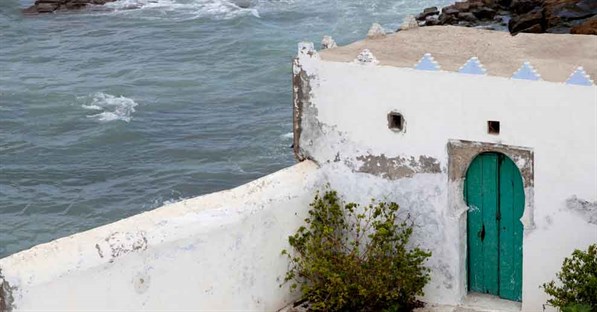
0, 161, 319, 311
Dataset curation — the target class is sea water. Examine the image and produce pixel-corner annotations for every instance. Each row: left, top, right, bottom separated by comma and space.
0, 0, 453, 258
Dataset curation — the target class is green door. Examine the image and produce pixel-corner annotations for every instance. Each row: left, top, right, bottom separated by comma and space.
465, 152, 524, 301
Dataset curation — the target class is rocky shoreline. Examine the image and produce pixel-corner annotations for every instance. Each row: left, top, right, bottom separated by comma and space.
411, 0, 596, 35
22, 0, 118, 14
21, 0, 597, 36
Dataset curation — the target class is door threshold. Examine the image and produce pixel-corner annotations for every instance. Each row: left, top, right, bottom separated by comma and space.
459, 293, 521, 312
415, 293, 521, 312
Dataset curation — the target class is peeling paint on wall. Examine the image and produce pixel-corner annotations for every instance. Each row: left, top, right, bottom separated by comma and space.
292, 43, 321, 162
356, 154, 441, 179
95, 231, 148, 263
0, 269, 15, 312
566, 196, 597, 224
447, 140, 534, 187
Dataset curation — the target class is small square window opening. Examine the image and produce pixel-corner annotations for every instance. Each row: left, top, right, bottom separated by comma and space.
488, 121, 500, 135
388, 112, 404, 132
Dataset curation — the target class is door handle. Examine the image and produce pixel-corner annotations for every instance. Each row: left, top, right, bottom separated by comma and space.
479, 224, 486, 242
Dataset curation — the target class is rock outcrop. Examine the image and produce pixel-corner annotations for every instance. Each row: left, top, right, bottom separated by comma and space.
411, 0, 597, 35
22, 0, 117, 14
571, 15, 597, 34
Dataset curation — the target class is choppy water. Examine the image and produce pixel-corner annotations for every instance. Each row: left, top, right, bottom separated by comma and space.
0, 0, 453, 258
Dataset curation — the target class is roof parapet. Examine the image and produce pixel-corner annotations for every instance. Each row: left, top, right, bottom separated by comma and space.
297, 44, 595, 86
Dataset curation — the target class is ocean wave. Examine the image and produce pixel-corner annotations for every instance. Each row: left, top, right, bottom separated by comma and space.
80, 92, 138, 123
104, 0, 260, 20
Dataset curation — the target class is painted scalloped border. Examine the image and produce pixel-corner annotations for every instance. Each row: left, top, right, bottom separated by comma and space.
511, 61, 542, 81
458, 57, 487, 75
296, 43, 595, 87
566, 67, 594, 86
414, 53, 440, 71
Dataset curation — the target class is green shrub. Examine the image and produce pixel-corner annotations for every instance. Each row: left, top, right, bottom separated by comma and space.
560, 304, 592, 312
281, 190, 431, 312
542, 244, 597, 311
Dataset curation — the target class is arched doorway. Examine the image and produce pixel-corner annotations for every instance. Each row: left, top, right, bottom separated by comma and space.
465, 152, 524, 301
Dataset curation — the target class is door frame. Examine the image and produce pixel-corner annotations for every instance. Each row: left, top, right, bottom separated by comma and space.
447, 140, 535, 302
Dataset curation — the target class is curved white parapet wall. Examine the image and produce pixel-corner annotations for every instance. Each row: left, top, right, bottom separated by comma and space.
0, 161, 320, 311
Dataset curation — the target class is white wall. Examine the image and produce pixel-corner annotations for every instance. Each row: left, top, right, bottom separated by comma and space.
0, 161, 319, 311
295, 49, 597, 310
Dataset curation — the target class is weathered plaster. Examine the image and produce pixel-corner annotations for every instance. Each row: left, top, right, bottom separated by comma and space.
95, 231, 148, 263
357, 154, 441, 179
0, 269, 15, 312
447, 140, 535, 230
292, 42, 320, 161
0, 161, 321, 311
447, 140, 534, 186
566, 196, 597, 224
292, 52, 596, 311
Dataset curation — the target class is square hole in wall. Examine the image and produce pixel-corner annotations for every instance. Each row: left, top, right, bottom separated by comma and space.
388, 112, 404, 132
488, 121, 500, 135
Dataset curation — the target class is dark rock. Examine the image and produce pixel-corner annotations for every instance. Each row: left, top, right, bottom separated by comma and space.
36, 2, 59, 12
417, 6, 440, 20
510, 0, 542, 14
22, 6, 39, 14
543, 0, 597, 31
458, 12, 479, 22
497, 0, 513, 7
425, 15, 440, 26
22, 0, 117, 14
454, 1, 471, 11
509, 7, 545, 34
518, 23, 545, 32
438, 13, 458, 24
64, 2, 86, 9
571, 15, 597, 34
408, 0, 596, 35
473, 7, 497, 19
443, 7, 460, 15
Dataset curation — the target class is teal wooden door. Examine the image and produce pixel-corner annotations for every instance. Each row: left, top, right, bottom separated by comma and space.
465, 152, 524, 301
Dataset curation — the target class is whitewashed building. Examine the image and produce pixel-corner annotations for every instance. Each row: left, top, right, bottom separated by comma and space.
1, 26, 596, 312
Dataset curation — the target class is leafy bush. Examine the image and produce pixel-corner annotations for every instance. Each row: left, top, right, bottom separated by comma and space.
542, 244, 597, 311
282, 190, 431, 312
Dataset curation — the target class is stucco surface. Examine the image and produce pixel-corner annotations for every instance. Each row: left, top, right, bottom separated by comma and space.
0, 161, 320, 311
319, 26, 597, 82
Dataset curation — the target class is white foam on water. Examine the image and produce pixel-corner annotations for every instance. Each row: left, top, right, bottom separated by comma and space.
81, 92, 138, 123
104, 0, 260, 20
280, 132, 293, 139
